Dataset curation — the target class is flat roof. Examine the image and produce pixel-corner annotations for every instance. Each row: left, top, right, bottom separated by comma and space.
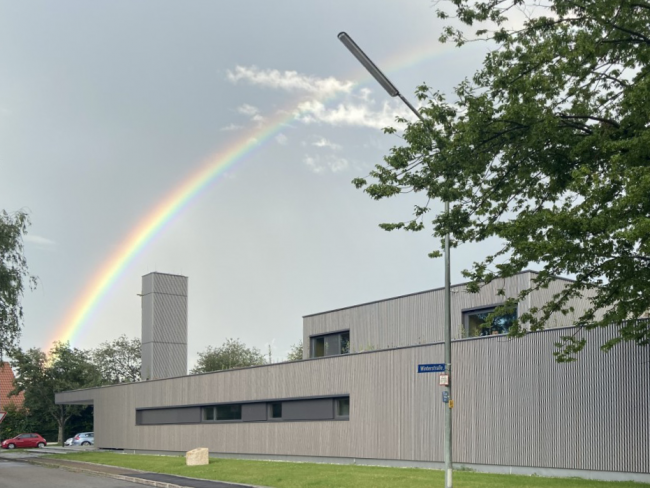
303, 269, 575, 318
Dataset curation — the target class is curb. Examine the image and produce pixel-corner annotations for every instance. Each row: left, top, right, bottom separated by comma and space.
25, 458, 191, 488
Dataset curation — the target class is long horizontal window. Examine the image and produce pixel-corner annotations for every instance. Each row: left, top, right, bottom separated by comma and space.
137, 396, 349, 425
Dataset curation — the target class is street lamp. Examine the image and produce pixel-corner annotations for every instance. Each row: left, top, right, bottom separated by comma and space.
338, 32, 454, 488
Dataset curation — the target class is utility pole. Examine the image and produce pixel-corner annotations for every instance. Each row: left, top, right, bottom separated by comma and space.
338, 32, 453, 487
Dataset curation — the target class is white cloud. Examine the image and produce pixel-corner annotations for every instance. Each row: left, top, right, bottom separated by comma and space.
312, 137, 341, 151
227, 65, 354, 97
275, 133, 288, 145
357, 88, 373, 102
303, 154, 349, 174
237, 104, 259, 116
295, 100, 409, 130
251, 113, 265, 124
220, 123, 243, 131
24, 234, 56, 246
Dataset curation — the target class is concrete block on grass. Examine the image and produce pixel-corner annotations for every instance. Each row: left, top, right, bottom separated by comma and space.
186, 447, 209, 466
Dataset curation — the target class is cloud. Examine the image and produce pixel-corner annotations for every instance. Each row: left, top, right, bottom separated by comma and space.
275, 133, 288, 145
295, 100, 409, 130
312, 137, 341, 151
303, 154, 349, 174
24, 235, 56, 246
227, 66, 354, 97
220, 123, 243, 131
237, 104, 259, 116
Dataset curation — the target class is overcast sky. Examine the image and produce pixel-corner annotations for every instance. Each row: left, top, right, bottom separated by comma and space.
1, 0, 497, 368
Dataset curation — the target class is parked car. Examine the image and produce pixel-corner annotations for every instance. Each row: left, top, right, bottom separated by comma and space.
1, 433, 47, 449
64, 437, 73, 446
70, 432, 94, 446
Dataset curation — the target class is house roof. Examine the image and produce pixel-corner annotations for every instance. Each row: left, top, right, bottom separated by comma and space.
0, 362, 25, 410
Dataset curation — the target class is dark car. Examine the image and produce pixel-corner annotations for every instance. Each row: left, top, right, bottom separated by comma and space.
1, 433, 46, 449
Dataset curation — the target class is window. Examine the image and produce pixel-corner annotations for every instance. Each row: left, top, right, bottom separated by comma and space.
203, 407, 215, 421
270, 402, 282, 419
202, 404, 242, 421
463, 306, 517, 337
216, 404, 241, 421
310, 331, 350, 358
138, 396, 350, 426
336, 397, 350, 419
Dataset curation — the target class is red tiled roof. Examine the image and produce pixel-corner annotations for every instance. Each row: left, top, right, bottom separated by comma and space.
0, 362, 24, 410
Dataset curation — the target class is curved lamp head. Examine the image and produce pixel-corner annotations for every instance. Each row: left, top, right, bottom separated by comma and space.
338, 32, 400, 97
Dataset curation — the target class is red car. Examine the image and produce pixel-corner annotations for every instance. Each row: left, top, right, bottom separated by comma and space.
1, 433, 47, 449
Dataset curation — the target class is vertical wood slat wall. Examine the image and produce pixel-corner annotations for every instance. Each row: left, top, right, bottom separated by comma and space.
59, 326, 649, 474
303, 271, 598, 358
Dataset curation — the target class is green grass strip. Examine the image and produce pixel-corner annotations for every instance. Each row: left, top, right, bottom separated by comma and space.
46, 452, 649, 488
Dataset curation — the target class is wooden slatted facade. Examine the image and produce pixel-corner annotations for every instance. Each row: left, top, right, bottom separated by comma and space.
56, 273, 648, 481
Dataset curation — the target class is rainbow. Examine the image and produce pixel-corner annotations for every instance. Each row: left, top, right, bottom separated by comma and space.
51, 39, 450, 347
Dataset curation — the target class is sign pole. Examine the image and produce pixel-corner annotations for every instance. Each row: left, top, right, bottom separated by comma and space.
444, 205, 453, 488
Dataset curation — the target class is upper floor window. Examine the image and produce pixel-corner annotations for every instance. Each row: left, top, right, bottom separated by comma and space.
463, 306, 517, 337
310, 331, 350, 358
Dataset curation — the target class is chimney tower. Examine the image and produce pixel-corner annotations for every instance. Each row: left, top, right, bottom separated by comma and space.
141, 272, 188, 380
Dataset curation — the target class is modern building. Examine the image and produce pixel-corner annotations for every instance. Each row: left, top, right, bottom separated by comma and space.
56, 270, 650, 483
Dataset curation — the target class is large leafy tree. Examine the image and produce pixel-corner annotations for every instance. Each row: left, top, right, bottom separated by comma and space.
11, 342, 101, 443
353, 0, 650, 359
0, 210, 37, 356
191, 338, 266, 374
90, 335, 141, 384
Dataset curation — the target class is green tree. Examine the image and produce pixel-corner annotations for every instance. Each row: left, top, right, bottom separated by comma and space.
286, 340, 303, 362
10, 342, 101, 443
190, 338, 266, 374
353, 0, 650, 360
90, 335, 141, 384
0, 403, 36, 441
0, 210, 37, 356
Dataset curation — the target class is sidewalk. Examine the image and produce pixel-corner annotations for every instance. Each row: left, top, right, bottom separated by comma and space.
21, 455, 268, 488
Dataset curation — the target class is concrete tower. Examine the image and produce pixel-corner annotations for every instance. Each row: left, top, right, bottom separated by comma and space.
141, 272, 188, 380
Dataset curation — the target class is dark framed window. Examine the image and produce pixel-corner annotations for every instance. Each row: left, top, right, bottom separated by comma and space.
140, 396, 350, 426
463, 306, 517, 337
216, 404, 241, 420
202, 404, 242, 422
335, 397, 350, 419
269, 402, 282, 419
310, 331, 350, 358
203, 407, 215, 421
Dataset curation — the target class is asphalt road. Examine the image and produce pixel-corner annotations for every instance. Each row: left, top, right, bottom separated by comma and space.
0, 459, 143, 488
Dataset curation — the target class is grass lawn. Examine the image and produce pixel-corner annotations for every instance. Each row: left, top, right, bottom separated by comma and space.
47, 452, 649, 488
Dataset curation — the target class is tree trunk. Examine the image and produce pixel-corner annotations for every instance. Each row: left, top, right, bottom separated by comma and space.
58, 419, 64, 445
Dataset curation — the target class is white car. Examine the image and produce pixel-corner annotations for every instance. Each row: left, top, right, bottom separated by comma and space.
64, 437, 73, 446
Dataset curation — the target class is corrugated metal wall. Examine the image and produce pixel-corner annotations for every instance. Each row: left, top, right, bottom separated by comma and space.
303, 272, 599, 358
59, 326, 649, 474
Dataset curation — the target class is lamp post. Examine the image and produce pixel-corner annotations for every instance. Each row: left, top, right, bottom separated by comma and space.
338, 32, 453, 488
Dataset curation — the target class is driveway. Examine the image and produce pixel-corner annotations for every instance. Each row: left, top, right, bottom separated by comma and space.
0, 458, 143, 488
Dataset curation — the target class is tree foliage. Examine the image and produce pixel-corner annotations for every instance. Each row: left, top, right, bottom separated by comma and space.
286, 340, 304, 362
353, 0, 650, 360
90, 335, 141, 384
10, 342, 101, 443
190, 338, 266, 374
0, 210, 37, 356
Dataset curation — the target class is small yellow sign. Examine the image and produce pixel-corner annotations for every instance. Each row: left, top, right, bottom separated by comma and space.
449, 400, 454, 408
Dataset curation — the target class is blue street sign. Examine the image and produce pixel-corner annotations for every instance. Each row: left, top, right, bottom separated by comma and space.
442, 391, 449, 403
418, 363, 445, 373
